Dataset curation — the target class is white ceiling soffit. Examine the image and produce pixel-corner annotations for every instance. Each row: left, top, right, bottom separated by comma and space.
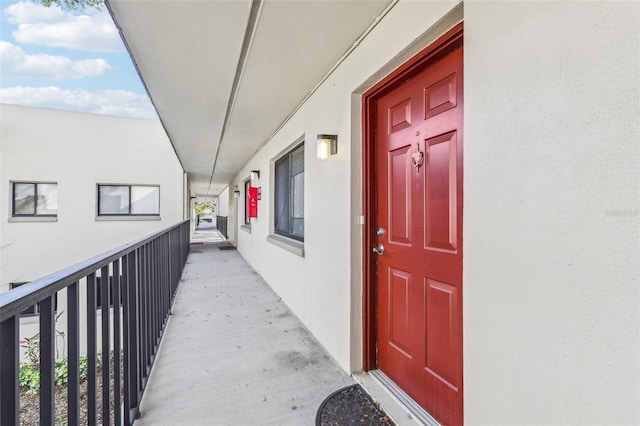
108, 0, 394, 197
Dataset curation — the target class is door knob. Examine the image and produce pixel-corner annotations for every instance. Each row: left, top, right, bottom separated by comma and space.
372, 244, 385, 255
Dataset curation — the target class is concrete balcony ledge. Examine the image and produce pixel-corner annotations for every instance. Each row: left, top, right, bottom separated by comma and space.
135, 229, 353, 425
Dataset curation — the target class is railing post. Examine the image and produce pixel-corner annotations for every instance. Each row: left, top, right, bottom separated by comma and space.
68, 281, 80, 424
100, 265, 111, 424
86, 272, 98, 424
0, 316, 19, 425
40, 295, 56, 425
113, 258, 122, 425
127, 250, 141, 422
126, 250, 140, 423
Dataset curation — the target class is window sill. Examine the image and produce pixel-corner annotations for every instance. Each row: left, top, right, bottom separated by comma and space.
95, 216, 161, 222
241, 224, 252, 234
9, 216, 57, 223
266, 234, 304, 257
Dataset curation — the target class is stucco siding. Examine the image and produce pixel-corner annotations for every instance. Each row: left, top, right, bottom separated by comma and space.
228, 1, 639, 424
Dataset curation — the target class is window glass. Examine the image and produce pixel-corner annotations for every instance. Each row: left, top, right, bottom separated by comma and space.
14, 183, 35, 215
291, 145, 304, 238
99, 186, 129, 214
244, 179, 251, 225
131, 186, 159, 214
36, 183, 58, 215
274, 142, 304, 241
274, 156, 290, 235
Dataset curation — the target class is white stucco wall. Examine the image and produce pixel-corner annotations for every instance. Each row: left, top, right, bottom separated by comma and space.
228, 1, 639, 424
464, 2, 639, 424
218, 186, 229, 217
0, 104, 185, 291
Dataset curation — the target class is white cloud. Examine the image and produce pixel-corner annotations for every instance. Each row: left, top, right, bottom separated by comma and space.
0, 41, 111, 80
0, 86, 157, 119
3, 2, 122, 52
3, 1, 63, 24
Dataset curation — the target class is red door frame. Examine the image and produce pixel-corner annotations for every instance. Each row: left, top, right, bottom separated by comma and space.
361, 22, 463, 373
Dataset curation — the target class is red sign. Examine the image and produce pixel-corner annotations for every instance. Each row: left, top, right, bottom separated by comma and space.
248, 186, 259, 218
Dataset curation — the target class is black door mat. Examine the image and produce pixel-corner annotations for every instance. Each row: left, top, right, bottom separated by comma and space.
316, 384, 395, 426
219, 246, 236, 251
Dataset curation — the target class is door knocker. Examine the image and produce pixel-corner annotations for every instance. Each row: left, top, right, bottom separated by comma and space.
411, 143, 424, 172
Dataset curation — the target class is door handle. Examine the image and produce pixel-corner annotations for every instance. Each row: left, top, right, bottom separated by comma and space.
372, 244, 385, 255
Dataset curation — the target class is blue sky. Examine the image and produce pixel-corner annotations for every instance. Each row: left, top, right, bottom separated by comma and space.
0, 0, 156, 119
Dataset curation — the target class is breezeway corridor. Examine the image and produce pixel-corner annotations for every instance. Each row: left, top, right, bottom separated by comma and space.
134, 227, 354, 425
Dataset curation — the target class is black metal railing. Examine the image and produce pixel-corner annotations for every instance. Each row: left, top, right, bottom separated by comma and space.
0, 220, 190, 425
216, 215, 228, 240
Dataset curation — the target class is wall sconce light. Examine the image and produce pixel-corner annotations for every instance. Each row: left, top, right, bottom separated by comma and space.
317, 134, 337, 160
233, 185, 240, 198
250, 170, 260, 181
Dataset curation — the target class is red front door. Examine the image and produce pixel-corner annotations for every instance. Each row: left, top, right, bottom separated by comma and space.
374, 46, 463, 425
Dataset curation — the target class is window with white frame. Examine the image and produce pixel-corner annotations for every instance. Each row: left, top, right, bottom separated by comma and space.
97, 185, 160, 216
12, 182, 58, 217
274, 142, 304, 241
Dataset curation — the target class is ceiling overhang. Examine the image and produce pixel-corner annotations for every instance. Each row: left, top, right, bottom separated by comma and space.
107, 0, 395, 197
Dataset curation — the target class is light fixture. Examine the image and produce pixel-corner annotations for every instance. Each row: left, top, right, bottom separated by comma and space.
251, 170, 260, 180
317, 134, 337, 160
233, 185, 240, 198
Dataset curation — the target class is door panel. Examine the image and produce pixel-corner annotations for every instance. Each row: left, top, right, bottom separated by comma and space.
425, 131, 458, 252
389, 268, 412, 356
374, 47, 463, 426
425, 278, 459, 390
389, 145, 413, 244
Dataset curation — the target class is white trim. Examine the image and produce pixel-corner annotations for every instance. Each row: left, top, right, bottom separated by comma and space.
95, 215, 161, 222
354, 370, 440, 426
266, 234, 304, 257
9, 216, 57, 223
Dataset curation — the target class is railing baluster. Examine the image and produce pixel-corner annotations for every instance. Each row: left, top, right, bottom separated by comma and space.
68, 281, 80, 424
87, 272, 98, 424
145, 244, 152, 373
40, 295, 56, 424
140, 245, 148, 382
0, 316, 19, 425
154, 238, 161, 344
113, 258, 122, 425
101, 264, 111, 425
123, 251, 139, 424
150, 240, 156, 351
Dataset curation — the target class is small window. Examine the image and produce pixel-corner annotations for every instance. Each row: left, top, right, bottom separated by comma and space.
10, 282, 58, 317
12, 182, 58, 217
274, 142, 304, 241
98, 185, 159, 216
244, 178, 251, 225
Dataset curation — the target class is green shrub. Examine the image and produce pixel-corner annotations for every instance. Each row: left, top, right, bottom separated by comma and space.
19, 355, 91, 392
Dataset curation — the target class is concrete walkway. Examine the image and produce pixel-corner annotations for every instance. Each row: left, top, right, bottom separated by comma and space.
135, 228, 354, 425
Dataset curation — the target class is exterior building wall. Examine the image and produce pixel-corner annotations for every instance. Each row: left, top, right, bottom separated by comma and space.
0, 104, 185, 351
464, 2, 639, 424
217, 187, 229, 217
227, 1, 639, 424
